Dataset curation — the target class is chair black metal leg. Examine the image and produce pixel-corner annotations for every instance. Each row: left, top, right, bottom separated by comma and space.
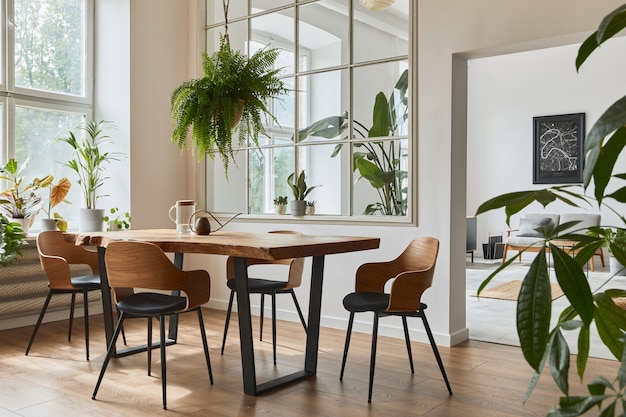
117, 307, 127, 345
25, 291, 53, 356
271, 291, 277, 364
401, 315, 414, 373
159, 313, 167, 410
368, 312, 379, 403
260, 293, 265, 342
221, 290, 235, 355
197, 308, 214, 384
93, 312, 126, 401
290, 290, 307, 333
83, 290, 90, 360
147, 317, 153, 376
420, 312, 452, 395
68, 292, 76, 342
340, 312, 355, 380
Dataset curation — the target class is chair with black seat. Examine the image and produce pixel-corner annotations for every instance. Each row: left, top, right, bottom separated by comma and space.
221, 230, 307, 364
25, 230, 101, 360
339, 237, 452, 402
92, 241, 213, 410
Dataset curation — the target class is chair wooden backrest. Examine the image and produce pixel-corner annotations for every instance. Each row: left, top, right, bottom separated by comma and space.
225, 230, 305, 290
37, 231, 99, 291
105, 241, 210, 311
355, 237, 439, 312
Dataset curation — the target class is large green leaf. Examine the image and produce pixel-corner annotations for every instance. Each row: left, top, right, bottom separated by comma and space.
576, 324, 590, 382
369, 92, 391, 138
550, 330, 570, 395
576, 5, 626, 70
517, 248, 552, 371
591, 127, 626, 203
548, 395, 612, 416
594, 294, 626, 359
584, 109, 626, 188
549, 244, 594, 326
295, 115, 348, 142
388, 69, 409, 126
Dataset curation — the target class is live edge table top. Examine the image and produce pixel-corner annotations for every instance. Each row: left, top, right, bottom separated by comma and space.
73, 229, 381, 260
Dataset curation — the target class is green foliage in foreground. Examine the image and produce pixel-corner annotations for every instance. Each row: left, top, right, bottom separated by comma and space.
476, 4, 626, 415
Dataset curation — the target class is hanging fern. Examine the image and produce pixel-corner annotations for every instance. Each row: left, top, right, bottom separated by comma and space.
170, 34, 288, 175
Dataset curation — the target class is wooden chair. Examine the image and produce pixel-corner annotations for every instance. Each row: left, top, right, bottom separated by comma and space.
92, 241, 213, 410
340, 237, 452, 402
221, 230, 307, 364
25, 231, 101, 360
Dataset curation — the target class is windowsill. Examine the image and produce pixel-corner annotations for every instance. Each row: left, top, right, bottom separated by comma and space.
227, 213, 415, 227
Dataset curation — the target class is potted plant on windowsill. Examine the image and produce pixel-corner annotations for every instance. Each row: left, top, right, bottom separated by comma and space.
306, 200, 316, 216
287, 170, 320, 217
103, 207, 131, 231
39, 176, 71, 231
55, 120, 123, 232
0, 158, 45, 234
170, 0, 288, 176
273, 196, 288, 215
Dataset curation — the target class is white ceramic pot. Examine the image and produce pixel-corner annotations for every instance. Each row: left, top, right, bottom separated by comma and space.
10, 217, 30, 234
275, 204, 287, 215
40, 218, 58, 231
79, 208, 105, 232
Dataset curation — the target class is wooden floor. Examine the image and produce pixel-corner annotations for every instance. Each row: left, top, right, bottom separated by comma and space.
0, 308, 617, 416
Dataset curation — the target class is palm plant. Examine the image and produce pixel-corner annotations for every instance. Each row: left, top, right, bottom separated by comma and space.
295, 69, 408, 215
476, 4, 626, 415
170, 0, 288, 175
55, 120, 122, 209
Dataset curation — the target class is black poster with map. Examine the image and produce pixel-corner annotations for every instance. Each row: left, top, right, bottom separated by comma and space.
533, 113, 585, 184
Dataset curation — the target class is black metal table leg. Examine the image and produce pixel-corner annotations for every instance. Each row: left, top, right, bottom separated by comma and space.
98, 246, 115, 355
233, 257, 257, 395
234, 255, 325, 395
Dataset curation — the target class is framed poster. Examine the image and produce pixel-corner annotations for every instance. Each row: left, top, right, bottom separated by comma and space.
533, 113, 585, 184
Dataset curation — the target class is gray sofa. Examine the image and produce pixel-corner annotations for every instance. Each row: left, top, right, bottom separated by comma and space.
502, 213, 605, 270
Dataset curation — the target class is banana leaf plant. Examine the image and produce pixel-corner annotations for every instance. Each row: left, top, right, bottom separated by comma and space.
295, 69, 409, 215
475, 5, 626, 416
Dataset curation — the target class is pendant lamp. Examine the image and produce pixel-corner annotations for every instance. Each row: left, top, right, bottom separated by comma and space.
359, 0, 395, 11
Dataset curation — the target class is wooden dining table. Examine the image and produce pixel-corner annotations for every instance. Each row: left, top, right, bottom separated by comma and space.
73, 228, 380, 396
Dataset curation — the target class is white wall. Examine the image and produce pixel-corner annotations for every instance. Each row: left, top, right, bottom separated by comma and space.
467, 37, 626, 245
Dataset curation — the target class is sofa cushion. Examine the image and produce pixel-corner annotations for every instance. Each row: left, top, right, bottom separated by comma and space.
559, 213, 601, 235
507, 236, 545, 247
518, 217, 554, 237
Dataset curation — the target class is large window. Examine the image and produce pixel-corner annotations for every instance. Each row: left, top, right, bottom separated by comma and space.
207, 0, 410, 219
3, 0, 92, 223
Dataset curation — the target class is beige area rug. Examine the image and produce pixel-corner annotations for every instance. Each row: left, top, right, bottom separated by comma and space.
472, 280, 564, 301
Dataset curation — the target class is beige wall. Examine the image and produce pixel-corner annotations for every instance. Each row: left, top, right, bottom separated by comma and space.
117, 0, 625, 347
